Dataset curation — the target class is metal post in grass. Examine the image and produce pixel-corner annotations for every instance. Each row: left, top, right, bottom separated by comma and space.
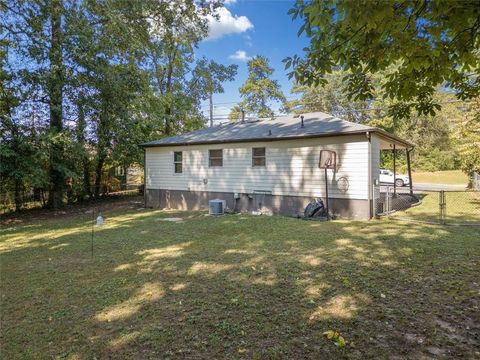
386, 186, 390, 214
406, 148, 413, 196
393, 144, 397, 197
438, 191, 441, 224
91, 207, 104, 258
443, 191, 446, 225
439, 191, 446, 225
319, 150, 337, 220
91, 208, 95, 258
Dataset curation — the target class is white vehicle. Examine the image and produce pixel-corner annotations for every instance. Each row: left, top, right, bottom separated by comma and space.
379, 169, 410, 187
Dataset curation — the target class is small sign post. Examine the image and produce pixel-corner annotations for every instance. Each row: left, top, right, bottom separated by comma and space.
319, 150, 337, 220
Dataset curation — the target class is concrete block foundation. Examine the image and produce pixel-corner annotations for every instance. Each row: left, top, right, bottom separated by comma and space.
145, 189, 370, 219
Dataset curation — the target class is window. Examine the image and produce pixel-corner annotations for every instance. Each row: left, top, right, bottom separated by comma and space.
252, 147, 266, 167
209, 149, 223, 167
115, 166, 125, 176
174, 151, 182, 173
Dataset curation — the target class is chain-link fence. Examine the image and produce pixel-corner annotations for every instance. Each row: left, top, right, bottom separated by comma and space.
373, 185, 480, 226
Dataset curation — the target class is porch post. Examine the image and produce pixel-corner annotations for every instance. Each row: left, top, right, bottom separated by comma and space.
393, 144, 397, 197
406, 148, 413, 195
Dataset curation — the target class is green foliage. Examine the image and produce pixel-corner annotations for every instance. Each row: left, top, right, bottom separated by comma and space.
228, 105, 242, 122
231, 56, 287, 119
190, 57, 238, 99
454, 99, 480, 179
2, 0, 235, 209
323, 330, 346, 347
369, 96, 460, 172
290, 67, 467, 172
0, 122, 49, 195
285, 0, 480, 118
288, 70, 372, 123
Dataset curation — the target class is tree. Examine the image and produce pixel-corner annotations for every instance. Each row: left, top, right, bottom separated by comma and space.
228, 105, 242, 122
285, 1, 480, 118
70, 0, 148, 197
46, 0, 66, 208
2, 0, 69, 208
368, 90, 469, 172
141, 0, 220, 136
190, 57, 237, 127
288, 70, 372, 123
1, 0, 238, 210
232, 56, 287, 119
455, 98, 480, 182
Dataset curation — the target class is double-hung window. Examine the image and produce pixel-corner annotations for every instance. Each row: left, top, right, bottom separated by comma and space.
209, 149, 223, 167
174, 151, 183, 173
252, 147, 266, 167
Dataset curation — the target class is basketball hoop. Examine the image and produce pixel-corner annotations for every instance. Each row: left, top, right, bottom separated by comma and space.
319, 150, 336, 169
319, 150, 337, 219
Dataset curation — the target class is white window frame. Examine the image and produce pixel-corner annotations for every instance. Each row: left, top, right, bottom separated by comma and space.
209, 149, 223, 167
252, 147, 266, 167
173, 151, 183, 174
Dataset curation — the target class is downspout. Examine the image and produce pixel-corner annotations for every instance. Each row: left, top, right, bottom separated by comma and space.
143, 147, 147, 208
366, 131, 372, 219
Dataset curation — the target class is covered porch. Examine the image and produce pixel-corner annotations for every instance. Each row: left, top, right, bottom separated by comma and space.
371, 132, 417, 216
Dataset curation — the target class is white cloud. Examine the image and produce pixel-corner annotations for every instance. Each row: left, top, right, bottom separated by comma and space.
244, 34, 253, 47
206, 7, 253, 41
229, 50, 251, 62
224, 0, 237, 4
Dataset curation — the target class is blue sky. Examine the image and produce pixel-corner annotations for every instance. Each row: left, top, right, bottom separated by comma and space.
196, 0, 308, 121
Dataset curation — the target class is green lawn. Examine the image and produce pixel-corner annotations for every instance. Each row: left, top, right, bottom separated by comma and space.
1, 198, 479, 359
412, 170, 468, 185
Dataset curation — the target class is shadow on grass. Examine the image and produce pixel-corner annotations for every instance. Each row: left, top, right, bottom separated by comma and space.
1, 207, 479, 359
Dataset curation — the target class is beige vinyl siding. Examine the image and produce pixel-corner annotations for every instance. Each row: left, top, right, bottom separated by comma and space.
145, 135, 370, 199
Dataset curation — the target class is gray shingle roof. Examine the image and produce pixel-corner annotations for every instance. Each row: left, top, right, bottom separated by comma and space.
140, 112, 411, 148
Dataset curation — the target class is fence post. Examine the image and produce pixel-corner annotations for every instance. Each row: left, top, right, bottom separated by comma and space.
386, 186, 390, 214
443, 191, 447, 225
439, 191, 442, 225
439, 190, 446, 225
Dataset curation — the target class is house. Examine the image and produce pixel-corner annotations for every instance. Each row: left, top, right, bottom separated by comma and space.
108, 165, 143, 191
140, 112, 413, 219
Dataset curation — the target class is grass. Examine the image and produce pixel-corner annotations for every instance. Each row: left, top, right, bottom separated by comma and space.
1, 197, 479, 359
412, 170, 468, 185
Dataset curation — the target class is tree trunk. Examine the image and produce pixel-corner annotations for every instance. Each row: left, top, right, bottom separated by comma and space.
14, 178, 22, 212
209, 92, 213, 127
83, 159, 91, 198
94, 155, 105, 198
47, 0, 64, 209
163, 43, 177, 136
165, 106, 171, 135
76, 101, 91, 199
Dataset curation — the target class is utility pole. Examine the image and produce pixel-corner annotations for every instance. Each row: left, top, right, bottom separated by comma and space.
209, 92, 213, 127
